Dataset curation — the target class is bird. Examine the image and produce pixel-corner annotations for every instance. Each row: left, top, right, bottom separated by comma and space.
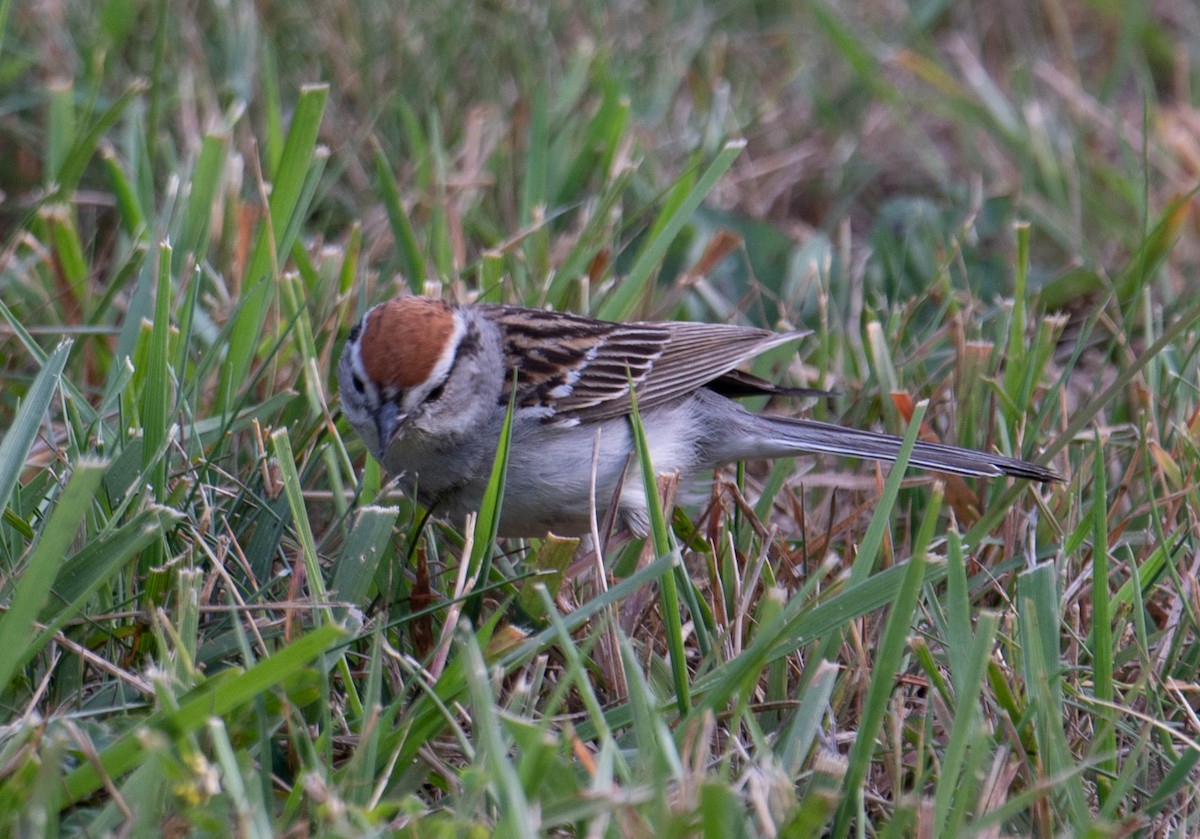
336, 295, 1061, 537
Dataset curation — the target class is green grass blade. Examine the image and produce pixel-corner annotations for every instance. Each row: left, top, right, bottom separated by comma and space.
934, 608, 1000, 834
519, 82, 549, 227
778, 660, 839, 777
849, 400, 926, 583
545, 164, 636, 305
517, 536, 578, 620
44, 207, 88, 310
831, 486, 938, 838
1001, 222, 1031, 418
1090, 431, 1116, 802
627, 381, 690, 714
0, 341, 71, 520
40, 506, 178, 624
460, 627, 538, 838
753, 560, 949, 667
0, 459, 105, 692
1018, 562, 1091, 823
372, 140, 425, 290
465, 374, 517, 621
597, 139, 745, 321
141, 241, 172, 502
207, 717, 275, 839
101, 145, 148, 237
618, 630, 683, 788
332, 505, 397, 621
53, 78, 148, 195
270, 428, 330, 610
220, 84, 328, 412
61, 624, 345, 805
177, 132, 229, 265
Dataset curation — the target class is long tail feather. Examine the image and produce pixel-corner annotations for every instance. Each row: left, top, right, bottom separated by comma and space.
757, 415, 1062, 482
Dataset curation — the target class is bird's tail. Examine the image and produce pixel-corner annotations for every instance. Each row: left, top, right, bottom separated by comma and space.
738, 414, 1062, 483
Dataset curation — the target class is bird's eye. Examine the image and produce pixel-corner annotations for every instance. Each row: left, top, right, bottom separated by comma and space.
427, 381, 446, 402
351, 374, 366, 394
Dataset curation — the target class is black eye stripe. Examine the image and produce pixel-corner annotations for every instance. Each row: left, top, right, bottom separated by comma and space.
425, 355, 456, 402
351, 373, 366, 394
424, 327, 473, 403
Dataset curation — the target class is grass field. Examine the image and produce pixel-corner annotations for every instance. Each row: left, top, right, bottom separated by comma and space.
3, 0, 1200, 835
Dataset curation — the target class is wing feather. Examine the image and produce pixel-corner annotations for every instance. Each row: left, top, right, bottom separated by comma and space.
479, 305, 807, 424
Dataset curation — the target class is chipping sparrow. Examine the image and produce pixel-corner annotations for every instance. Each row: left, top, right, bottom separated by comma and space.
337, 296, 1060, 536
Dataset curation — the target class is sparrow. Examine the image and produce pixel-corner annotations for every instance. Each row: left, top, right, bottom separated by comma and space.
337, 296, 1060, 537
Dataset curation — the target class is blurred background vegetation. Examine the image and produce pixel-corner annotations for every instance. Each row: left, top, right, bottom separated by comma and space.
2, 0, 1199, 835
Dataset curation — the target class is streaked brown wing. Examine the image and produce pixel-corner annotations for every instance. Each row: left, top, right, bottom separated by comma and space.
480, 305, 807, 424
480, 305, 667, 419
619, 321, 806, 418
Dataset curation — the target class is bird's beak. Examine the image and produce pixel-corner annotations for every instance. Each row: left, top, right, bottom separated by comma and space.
375, 401, 406, 450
